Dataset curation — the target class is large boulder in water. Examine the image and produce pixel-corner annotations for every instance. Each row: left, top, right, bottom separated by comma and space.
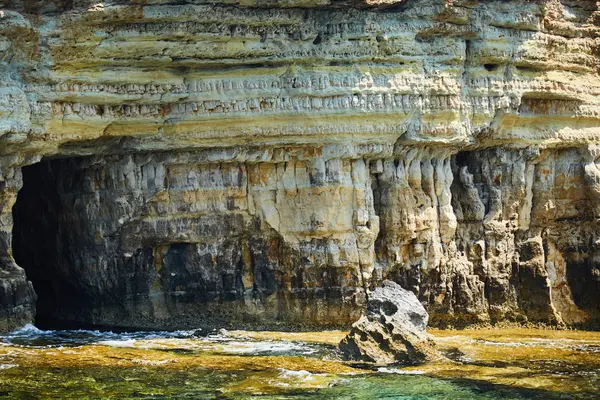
338, 280, 440, 365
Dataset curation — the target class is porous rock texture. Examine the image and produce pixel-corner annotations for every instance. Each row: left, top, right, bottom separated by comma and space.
339, 280, 440, 365
1, 0, 600, 331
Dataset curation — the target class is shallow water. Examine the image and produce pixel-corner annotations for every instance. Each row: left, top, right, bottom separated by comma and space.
0, 325, 599, 399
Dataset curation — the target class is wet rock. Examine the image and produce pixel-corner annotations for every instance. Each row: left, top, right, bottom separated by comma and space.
338, 281, 440, 365
0, 156, 37, 332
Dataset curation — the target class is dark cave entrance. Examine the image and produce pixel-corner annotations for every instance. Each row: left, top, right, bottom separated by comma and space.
11, 159, 86, 329
9, 154, 295, 331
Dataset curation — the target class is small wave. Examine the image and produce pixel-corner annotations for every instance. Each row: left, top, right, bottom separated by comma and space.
219, 341, 316, 355
1, 326, 119, 348
475, 340, 531, 347
377, 368, 426, 375
572, 344, 600, 353
0, 325, 322, 357
10, 324, 44, 335
0, 325, 204, 348
268, 369, 335, 390
279, 369, 315, 379
96, 339, 137, 348
130, 359, 174, 366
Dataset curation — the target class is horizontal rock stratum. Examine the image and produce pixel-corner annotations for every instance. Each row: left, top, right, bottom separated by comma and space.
1, 0, 600, 331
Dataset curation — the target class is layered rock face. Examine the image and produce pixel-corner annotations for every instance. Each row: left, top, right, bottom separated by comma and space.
13, 151, 373, 329
1, 0, 600, 330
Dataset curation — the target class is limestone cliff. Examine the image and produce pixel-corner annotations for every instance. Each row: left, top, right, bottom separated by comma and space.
1, 0, 600, 331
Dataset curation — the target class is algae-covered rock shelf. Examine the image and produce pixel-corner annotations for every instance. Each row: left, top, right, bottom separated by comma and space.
1, 326, 599, 398
1, 0, 600, 331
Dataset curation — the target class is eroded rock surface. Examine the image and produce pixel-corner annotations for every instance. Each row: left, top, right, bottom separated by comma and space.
0, 155, 36, 331
339, 280, 440, 365
1, 0, 600, 331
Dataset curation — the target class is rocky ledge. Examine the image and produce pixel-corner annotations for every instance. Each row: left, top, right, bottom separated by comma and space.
1, 0, 600, 331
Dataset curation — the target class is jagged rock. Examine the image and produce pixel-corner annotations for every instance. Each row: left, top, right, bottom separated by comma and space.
0, 156, 37, 332
339, 280, 440, 365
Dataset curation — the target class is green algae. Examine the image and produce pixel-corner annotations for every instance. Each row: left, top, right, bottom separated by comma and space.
0, 328, 599, 399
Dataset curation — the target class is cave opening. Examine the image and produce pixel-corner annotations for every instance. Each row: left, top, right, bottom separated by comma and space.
9, 153, 325, 332
11, 158, 88, 330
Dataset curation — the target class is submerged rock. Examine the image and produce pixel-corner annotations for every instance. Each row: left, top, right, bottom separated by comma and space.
339, 281, 440, 365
